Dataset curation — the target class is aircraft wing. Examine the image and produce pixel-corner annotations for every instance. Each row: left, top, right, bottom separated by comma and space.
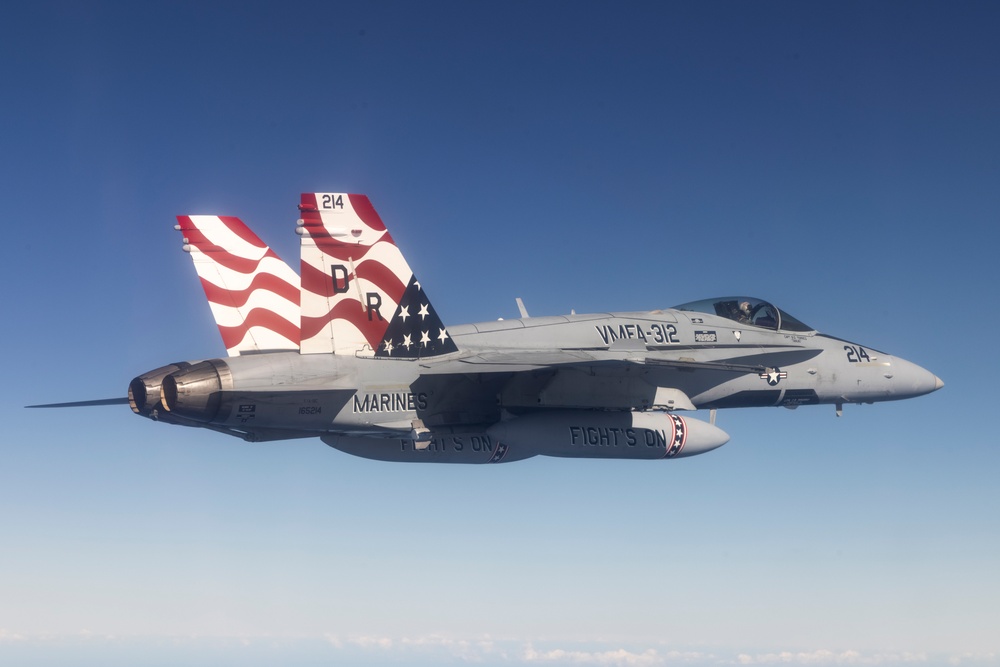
417, 346, 821, 375
418, 349, 597, 373
410, 346, 823, 428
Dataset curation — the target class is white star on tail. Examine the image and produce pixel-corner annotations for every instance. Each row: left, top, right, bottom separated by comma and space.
399, 305, 410, 322
420, 330, 430, 347
418, 303, 429, 320
402, 334, 412, 350
437, 328, 449, 343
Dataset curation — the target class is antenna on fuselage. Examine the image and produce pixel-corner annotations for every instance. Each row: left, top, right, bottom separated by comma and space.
516, 297, 529, 318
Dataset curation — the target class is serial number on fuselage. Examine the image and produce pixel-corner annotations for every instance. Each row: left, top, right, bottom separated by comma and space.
595, 323, 680, 345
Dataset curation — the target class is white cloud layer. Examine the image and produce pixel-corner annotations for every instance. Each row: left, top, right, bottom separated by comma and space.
1, 632, 996, 667
735, 650, 928, 665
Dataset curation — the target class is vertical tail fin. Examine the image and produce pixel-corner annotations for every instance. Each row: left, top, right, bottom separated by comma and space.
297, 193, 457, 358
176, 215, 300, 356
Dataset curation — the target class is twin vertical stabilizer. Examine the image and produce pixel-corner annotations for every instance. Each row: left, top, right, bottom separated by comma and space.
177, 194, 456, 359
296, 193, 456, 358
176, 215, 300, 356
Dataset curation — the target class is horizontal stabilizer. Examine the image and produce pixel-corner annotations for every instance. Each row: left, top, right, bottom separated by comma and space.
27, 397, 129, 408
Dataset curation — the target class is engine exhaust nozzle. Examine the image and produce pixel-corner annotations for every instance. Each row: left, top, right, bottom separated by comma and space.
160, 360, 231, 422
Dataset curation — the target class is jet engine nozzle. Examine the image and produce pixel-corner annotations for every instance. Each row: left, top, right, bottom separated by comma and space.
160, 360, 232, 422
128, 362, 191, 416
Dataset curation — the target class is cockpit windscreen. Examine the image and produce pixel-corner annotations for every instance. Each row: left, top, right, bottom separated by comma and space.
672, 297, 813, 332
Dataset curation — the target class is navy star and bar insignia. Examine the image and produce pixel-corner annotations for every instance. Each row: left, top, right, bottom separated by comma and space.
760, 368, 788, 386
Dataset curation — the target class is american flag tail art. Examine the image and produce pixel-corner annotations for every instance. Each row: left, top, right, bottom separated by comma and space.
297, 193, 458, 358
175, 215, 301, 356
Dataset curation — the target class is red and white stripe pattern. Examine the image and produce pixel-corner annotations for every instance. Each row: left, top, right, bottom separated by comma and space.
298, 193, 411, 355
177, 215, 301, 356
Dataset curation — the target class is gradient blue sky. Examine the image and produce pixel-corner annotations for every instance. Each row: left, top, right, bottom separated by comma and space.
2, 2, 998, 666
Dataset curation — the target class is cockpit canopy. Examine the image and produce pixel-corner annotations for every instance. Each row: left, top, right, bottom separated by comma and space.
672, 297, 814, 333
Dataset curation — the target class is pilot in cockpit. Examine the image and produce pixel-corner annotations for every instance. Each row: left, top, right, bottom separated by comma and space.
738, 301, 753, 323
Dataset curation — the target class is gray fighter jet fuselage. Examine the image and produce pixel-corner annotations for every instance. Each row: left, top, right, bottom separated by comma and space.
129, 297, 941, 464
36, 193, 942, 464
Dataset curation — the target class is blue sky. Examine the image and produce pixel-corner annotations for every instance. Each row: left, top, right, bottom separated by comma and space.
2, 2, 998, 665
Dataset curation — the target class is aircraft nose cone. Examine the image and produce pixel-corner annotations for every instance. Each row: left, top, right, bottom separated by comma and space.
891, 357, 943, 399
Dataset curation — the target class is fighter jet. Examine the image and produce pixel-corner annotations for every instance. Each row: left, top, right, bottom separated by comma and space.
31, 193, 943, 463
